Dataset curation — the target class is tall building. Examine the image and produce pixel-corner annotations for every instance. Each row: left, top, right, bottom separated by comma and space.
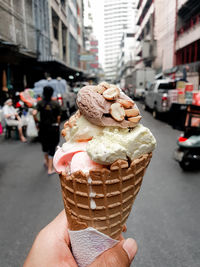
82, 0, 101, 81
103, 0, 136, 82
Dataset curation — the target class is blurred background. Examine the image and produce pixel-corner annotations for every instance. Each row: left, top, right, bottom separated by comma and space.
0, 0, 200, 266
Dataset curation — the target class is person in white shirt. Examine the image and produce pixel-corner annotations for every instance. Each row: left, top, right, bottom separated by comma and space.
2, 99, 27, 142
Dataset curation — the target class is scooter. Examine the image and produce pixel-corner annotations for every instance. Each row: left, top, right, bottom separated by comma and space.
174, 105, 200, 171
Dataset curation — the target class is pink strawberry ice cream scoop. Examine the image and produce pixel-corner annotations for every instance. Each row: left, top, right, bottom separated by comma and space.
70, 152, 103, 174
53, 142, 87, 173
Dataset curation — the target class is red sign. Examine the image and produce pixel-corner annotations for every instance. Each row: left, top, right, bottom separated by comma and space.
90, 40, 98, 46
90, 48, 98, 53
90, 63, 99, 68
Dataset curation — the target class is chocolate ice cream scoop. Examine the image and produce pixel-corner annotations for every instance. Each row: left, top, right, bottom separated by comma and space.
76, 86, 141, 128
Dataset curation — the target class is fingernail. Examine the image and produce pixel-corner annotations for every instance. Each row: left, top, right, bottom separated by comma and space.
123, 238, 137, 261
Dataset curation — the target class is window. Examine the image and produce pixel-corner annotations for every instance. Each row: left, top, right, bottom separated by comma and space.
158, 82, 176, 90
68, 7, 77, 31
52, 9, 59, 40
69, 33, 78, 67
61, 0, 65, 8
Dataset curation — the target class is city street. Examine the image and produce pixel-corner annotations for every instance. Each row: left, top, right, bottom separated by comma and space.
0, 105, 200, 267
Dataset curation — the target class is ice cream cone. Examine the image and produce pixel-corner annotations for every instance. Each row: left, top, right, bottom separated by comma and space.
59, 152, 152, 240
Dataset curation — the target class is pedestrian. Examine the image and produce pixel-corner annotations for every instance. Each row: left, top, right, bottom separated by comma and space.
182, 65, 190, 82
2, 98, 27, 142
33, 86, 61, 175
23, 210, 137, 267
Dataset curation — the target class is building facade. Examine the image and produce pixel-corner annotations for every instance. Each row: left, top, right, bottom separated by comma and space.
33, 0, 51, 62
82, 0, 102, 82
0, 0, 85, 104
175, 0, 200, 89
0, 0, 37, 97
103, 0, 136, 82
135, 0, 200, 90
135, 0, 156, 69
116, 32, 136, 88
46, 0, 84, 72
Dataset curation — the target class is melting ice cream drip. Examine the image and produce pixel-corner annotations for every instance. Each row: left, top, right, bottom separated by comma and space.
90, 199, 96, 210
88, 177, 96, 210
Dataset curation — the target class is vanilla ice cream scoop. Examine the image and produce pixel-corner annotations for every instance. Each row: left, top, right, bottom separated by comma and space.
86, 124, 156, 165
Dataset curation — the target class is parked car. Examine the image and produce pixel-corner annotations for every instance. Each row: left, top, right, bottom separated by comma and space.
143, 79, 176, 118
174, 105, 200, 170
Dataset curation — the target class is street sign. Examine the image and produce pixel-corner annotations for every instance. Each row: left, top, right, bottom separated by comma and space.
80, 54, 95, 61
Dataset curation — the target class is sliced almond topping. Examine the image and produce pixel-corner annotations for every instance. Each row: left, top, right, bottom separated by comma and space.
61, 129, 66, 137
128, 115, 142, 123
117, 99, 134, 108
125, 108, 140, 117
68, 115, 77, 128
64, 121, 69, 128
103, 86, 120, 100
74, 110, 81, 119
122, 224, 127, 232
99, 81, 110, 89
77, 137, 93, 142
68, 110, 81, 128
61, 127, 70, 140
110, 103, 125, 121
96, 85, 107, 94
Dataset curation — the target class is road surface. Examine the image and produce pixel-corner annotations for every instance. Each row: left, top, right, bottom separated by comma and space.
0, 106, 200, 267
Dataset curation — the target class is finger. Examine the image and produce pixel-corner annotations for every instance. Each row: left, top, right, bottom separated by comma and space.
122, 238, 138, 262
122, 224, 127, 232
89, 238, 137, 267
118, 234, 125, 241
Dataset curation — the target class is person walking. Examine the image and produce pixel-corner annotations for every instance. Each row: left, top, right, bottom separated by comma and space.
33, 86, 61, 175
2, 98, 27, 142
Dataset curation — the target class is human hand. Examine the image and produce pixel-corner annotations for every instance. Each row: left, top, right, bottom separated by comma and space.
23, 210, 137, 267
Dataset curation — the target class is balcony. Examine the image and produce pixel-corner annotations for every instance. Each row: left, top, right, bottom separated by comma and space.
136, 0, 153, 26
135, 2, 154, 41
178, 0, 200, 21
178, 0, 188, 10
135, 42, 142, 56
142, 40, 156, 60
176, 21, 200, 51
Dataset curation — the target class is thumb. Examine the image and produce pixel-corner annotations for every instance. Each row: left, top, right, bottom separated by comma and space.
89, 238, 137, 267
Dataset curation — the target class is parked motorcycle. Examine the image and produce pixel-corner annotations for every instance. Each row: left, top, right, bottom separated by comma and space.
174, 105, 200, 171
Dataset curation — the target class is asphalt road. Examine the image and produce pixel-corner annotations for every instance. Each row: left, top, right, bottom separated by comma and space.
0, 105, 200, 267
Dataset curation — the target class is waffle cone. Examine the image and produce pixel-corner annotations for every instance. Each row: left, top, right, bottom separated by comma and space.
60, 153, 152, 240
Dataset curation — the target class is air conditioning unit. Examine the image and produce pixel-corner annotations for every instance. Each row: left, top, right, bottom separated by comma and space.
142, 40, 150, 59
142, 40, 156, 59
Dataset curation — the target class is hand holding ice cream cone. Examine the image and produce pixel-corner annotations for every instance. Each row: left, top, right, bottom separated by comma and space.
53, 83, 156, 266
23, 210, 137, 267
